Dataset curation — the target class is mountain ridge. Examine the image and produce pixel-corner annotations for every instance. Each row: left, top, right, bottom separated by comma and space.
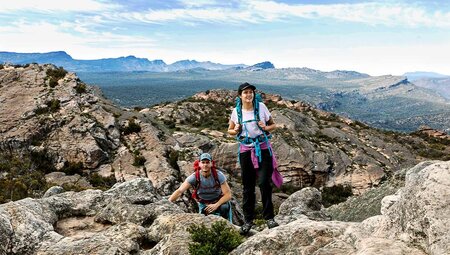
0, 51, 250, 72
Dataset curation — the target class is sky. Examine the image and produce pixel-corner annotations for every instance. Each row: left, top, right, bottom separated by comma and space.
1, 0, 450, 76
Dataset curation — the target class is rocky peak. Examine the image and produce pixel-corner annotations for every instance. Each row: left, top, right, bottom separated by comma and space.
0, 64, 187, 203
0, 63, 119, 169
416, 125, 450, 140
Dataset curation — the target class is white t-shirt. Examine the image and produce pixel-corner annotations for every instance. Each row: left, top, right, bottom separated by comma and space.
230, 102, 271, 138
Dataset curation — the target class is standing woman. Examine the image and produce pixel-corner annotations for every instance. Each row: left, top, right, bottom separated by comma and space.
228, 82, 281, 235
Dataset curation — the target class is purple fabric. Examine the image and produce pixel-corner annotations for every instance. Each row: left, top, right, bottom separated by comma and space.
239, 142, 284, 188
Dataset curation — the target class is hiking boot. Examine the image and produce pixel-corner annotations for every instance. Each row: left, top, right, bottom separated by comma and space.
266, 218, 279, 229
239, 222, 254, 235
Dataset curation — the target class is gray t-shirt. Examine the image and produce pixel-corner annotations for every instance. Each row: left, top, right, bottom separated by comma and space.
187, 170, 226, 201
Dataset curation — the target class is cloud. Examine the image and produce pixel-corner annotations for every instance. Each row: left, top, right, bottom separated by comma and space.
0, 21, 156, 59
111, 0, 450, 28
0, 0, 118, 13
178, 0, 219, 8
117, 7, 255, 24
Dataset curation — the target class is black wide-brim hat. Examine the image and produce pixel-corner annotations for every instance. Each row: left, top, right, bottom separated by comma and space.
238, 82, 256, 94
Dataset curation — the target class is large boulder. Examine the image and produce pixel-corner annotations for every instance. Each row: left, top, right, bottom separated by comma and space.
276, 187, 331, 225
382, 160, 450, 254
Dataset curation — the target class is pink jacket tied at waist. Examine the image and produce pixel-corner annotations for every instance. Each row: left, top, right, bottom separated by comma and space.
239, 141, 283, 188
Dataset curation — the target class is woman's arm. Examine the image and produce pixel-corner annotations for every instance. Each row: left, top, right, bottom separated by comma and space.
258, 116, 276, 132
227, 120, 241, 136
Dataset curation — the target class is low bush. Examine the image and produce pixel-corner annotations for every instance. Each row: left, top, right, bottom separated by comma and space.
322, 184, 353, 208
0, 152, 49, 203
188, 221, 243, 255
75, 83, 87, 94
61, 161, 84, 175
133, 154, 146, 166
87, 173, 116, 190
46, 66, 67, 88
122, 118, 142, 135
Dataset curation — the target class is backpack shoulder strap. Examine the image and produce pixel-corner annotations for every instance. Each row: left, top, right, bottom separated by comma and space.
254, 94, 262, 122
211, 160, 220, 187
192, 160, 201, 189
235, 97, 243, 125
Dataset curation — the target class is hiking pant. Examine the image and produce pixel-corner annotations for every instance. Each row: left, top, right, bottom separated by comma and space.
239, 149, 274, 223
198, 201, 232, 221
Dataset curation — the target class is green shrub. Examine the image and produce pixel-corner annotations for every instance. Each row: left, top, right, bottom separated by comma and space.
61, 183, 86, 192
122, 118, 142, 135
49, 78, 58, 88
273, 183, 301, 195
34, 107, 49, 115
47, 99, 60, 112
87, 173, 116, 190
34, 99, 61, 115
0, 152, 49, 203
46, 66, 67, 88
167, 150, 179, 170
61, 161, 84, 175
46, 66, 67, 80
75, 83, 87, 94
133, 154, 146, 166
322, 184, 353, 208
188, 221, 243, 255
163, 119, 176, 129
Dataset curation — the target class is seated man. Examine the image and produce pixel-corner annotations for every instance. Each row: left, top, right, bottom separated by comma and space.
168, 153, 232, 221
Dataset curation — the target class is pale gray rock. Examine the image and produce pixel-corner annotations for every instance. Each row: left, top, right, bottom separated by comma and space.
43, 186, 65, 198
146, 213, 232, 255
1, 198, 60, 254
0, 207, 14, 254
36, 222, 146, 255
276, 187, 331, 225
230, 218, 356, 255
383, 161, 450, 254
172, 132, 212, 148
45, 172, 92, 189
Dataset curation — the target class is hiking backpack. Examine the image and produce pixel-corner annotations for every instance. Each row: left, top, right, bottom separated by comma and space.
235, 93, 272, 141
191, 159, 221, 202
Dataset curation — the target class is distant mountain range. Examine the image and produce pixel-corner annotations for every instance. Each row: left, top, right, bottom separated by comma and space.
0, 51, 277, 72
403, 72, 450, 100
403, 71, 449, 81
74, 66, 450, 132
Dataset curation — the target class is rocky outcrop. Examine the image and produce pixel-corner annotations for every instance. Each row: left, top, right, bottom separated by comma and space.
1, 160, 448, 254
0, 64, 120, 169
0, 178, 183, 255
381, 160, 450, 254
275, 187, 331, 225
416, 125, 450, 140
0, 64, 181, 198
231, 160, 449, 254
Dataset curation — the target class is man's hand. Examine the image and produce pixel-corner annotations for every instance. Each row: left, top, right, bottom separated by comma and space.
205, 203, 220, 214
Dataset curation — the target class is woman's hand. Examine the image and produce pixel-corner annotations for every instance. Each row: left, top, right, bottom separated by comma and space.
234, 124, 241, 132
258, 121, 266, 130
